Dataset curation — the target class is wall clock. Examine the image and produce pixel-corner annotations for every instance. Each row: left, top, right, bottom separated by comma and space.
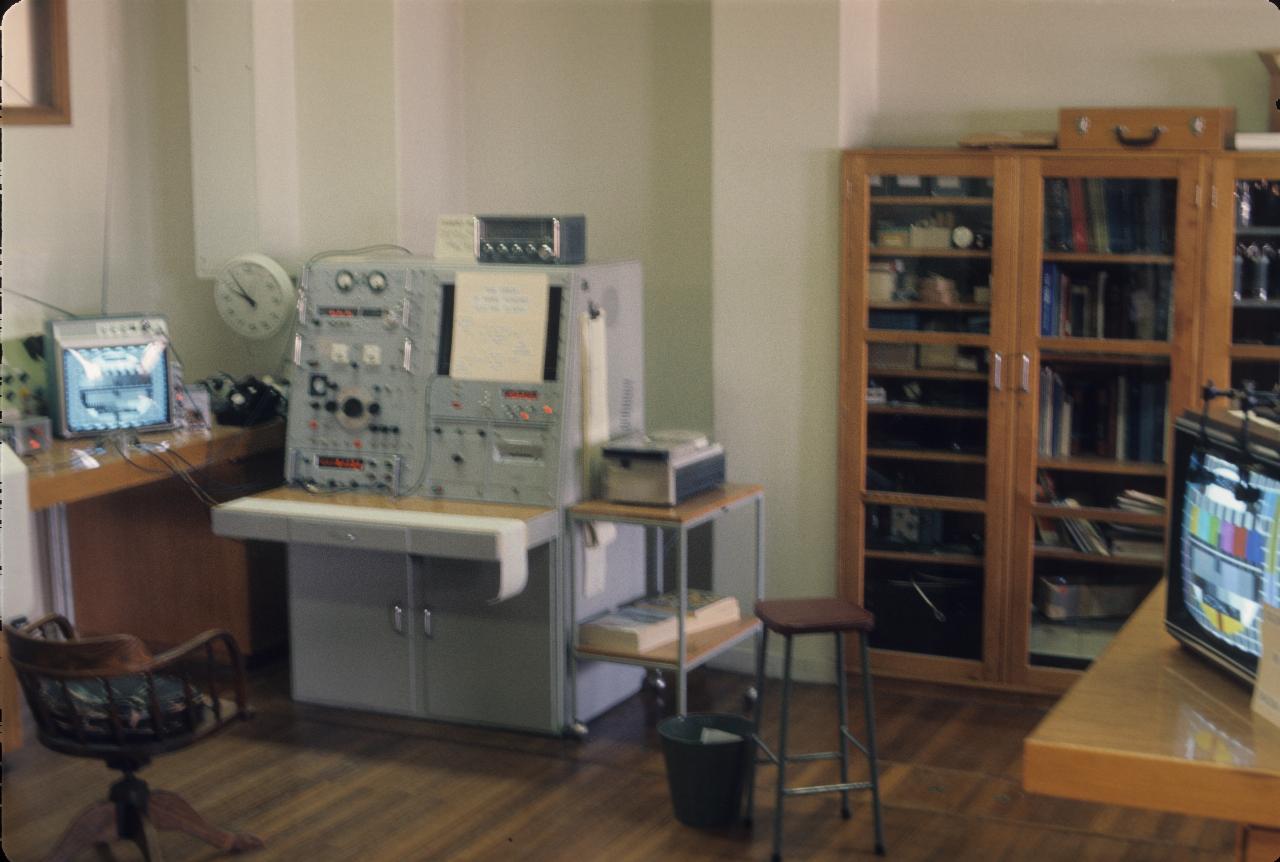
213, 253, 295, 339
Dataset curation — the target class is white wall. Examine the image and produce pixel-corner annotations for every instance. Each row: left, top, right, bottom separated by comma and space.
873, 0, 1280, 146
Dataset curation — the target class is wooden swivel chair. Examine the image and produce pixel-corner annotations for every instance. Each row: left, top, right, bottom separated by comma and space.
5, 615, 265, 862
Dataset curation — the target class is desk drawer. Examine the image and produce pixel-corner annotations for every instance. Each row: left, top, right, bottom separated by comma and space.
288, 517, 409, 552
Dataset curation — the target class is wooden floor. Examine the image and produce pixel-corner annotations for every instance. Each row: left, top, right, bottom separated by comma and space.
2, 664, 1236, 862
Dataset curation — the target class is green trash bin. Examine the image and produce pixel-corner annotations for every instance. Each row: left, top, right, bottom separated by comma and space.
657, 713, 756, 828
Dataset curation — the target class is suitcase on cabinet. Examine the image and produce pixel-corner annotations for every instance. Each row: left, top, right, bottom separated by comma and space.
1057, 107, 1234, 152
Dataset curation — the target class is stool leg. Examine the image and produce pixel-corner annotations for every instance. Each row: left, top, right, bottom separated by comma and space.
835, 631, 851, 819
860, 631, 886, 856
746, 626, 769, 824
771, 634, 794, 862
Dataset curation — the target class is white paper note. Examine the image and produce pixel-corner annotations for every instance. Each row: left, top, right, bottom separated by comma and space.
434, 214, 476, 263
450, 271, 549, 383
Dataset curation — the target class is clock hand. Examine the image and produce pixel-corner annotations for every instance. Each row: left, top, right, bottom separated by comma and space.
229, 274, 258, 308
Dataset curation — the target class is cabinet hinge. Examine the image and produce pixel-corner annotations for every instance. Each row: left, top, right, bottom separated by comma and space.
1194, 183, 1203, 208
1211, 184, 1219, 209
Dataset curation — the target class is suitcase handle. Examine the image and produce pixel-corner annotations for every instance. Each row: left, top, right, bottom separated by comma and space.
1113, 124, 1166, 147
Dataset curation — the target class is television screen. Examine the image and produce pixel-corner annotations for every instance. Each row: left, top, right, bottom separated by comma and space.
60, 341, 171, 435
1167, 413, 1280, 683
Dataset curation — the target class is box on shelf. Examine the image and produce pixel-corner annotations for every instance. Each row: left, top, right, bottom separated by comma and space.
601, 431, 725, 506
877, 227, 911, 248
918, 343, 959, 369
917, 274, 958, 305
1058, 106, 1234, 152
1034, 575, 1147, 621
867, 343, 917, 370
910, 225, 953, 249
578, 607, 678, 653
630, 590, 741, 635
868, 262, 898, 302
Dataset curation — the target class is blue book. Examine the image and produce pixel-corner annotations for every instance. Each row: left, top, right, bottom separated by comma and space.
1041, 264, 1056, 335
1105, 180, 1136, 254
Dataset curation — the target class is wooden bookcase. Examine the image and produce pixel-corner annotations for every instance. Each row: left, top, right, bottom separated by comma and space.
840, 148, 1214, 693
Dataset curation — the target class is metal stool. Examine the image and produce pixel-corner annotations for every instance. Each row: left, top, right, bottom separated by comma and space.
748, 598, 885, 860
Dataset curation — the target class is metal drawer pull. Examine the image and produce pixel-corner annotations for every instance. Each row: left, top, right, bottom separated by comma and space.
1019, 354, 1031, 393
1113, 124, 1165, 148
991, 352, 1003, 392
391, 603, 405, 635
422, 607, 433, 638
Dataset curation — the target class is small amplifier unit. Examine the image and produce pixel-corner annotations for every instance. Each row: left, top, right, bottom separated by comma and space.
475, 215, 585, 265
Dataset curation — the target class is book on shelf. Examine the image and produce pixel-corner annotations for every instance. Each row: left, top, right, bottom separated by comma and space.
1115, 488, 1166, 513
1068, 178, 1090, 252
578, 607, 679, 653
1109, 537, 1165, 560
629, 590, 741, 634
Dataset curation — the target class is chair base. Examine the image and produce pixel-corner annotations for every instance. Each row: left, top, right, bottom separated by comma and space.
43, 774, 263, 862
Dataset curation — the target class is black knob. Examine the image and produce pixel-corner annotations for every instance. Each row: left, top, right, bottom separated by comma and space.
452, 454, 464, 464
342, 397, 364, 418
391, 426, 400, 434
324, 400, 338, 413
310, 401, 320, 410
368, 402, 382, 416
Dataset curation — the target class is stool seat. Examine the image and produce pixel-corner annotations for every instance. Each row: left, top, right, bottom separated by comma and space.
754, 598, 874, 636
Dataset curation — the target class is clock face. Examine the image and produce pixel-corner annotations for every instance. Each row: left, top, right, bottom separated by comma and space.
214, 254, 295, 339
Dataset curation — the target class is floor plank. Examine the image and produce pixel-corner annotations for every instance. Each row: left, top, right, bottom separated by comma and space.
1, 664, 1237, 861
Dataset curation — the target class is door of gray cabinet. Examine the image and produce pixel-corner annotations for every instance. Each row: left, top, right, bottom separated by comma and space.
288, 544, 419, 716
416, 544, 560, 733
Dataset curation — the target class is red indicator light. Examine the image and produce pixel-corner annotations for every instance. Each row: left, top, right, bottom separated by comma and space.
451, 401, 462, 409
30, 439, 41, 450
519, 411, 530, 420
353, 439, 363, 449
543, 405, 553, 414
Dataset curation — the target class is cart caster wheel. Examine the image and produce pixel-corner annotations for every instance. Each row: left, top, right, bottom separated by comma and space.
566, 722, 588, 741
743, 686, 758, 708
841, 805, 851, 820
874, 842, 886, 856
647, 670, 667, 692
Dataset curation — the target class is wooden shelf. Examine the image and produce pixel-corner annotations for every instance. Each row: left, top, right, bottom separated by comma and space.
869, 302, 991, 312
1037, 456, 1167, 477
869, 246, 992, 259
1232, 300, 1280, 309
867, 404, 987, 419
866, 330, 989, 347
1042, 251, 1174, 266
1031, 503, 1165, 527
574, 616, 761, 667
864, 548, 984, 567
867, 447, 986, 464
1037, 337, 1171, 358
870, 195, 993, 206
867, 367, 986, 381
1230, 343, 1280, 360
1033, 546, 1165, 568
862, 491, 986, 513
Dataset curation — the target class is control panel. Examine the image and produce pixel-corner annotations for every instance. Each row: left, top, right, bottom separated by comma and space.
424, 378, 564, 504
286, 259, 439, 493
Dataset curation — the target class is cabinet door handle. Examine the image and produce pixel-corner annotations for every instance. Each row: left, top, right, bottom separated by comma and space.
1019, 354, 1032, 393
422, 607, 433, 639
391, 603, 405, 635
991, 352, 1003, 391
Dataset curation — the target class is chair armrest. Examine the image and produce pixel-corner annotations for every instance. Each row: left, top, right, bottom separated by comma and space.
19, 613, 76, 640
149, 629, 250, 717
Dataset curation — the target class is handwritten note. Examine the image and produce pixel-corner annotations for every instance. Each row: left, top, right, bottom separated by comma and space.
434, 215, 476, 263
450, 271, 550, 383
1252, 603, 1280, 728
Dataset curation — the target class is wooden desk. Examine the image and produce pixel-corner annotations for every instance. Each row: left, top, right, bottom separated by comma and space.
1024, 584, 1280, 860
24, 421, 288, 657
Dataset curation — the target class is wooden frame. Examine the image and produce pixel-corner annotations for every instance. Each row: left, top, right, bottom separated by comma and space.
1, 0, 71, 125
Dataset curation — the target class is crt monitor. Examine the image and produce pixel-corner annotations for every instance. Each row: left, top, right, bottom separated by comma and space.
45, 315, 174, 438
1165, 411, 1280, 683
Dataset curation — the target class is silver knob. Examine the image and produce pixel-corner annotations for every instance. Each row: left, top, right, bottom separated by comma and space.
538, 243, 554, 262
335, 270, 354, 292
368, 271, 387, 293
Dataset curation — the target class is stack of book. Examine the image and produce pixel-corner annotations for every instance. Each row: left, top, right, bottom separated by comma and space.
1037, 366, 1168, 462
577, 591, 741, 654
1108, 490, 1166, 560
1032, 472, 1166, 560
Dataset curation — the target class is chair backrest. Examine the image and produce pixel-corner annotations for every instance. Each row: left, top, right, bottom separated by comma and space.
5, 615, 248, 761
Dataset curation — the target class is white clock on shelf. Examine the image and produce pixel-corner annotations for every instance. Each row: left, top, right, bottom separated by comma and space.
213, 252, 296, 339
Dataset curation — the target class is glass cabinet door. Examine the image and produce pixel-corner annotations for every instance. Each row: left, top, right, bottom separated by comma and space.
1009, 154, 1202, 690
840, 153, 1017, 685
1203, 155, 1280, 395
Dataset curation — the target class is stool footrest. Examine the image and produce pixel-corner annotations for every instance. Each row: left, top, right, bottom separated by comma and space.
782, 780, 875, 798
787, 750, 845, 763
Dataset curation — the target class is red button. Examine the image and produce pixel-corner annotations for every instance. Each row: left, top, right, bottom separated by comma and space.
309, 420, 318, 429
543, 405, 553, 414
519, 411, 529, 420
451, 401, 462, 409
353, 439, 363, 449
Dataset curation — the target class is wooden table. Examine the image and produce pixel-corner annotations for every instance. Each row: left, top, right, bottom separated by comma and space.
1024, 583, 1280, 861
24, 421, 288, 655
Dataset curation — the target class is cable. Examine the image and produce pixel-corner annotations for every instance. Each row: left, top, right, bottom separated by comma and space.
1, 288, 80, 319
305, 244, 414, 266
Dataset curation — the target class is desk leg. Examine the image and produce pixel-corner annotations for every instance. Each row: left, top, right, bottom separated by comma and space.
40, 504, 74, 623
